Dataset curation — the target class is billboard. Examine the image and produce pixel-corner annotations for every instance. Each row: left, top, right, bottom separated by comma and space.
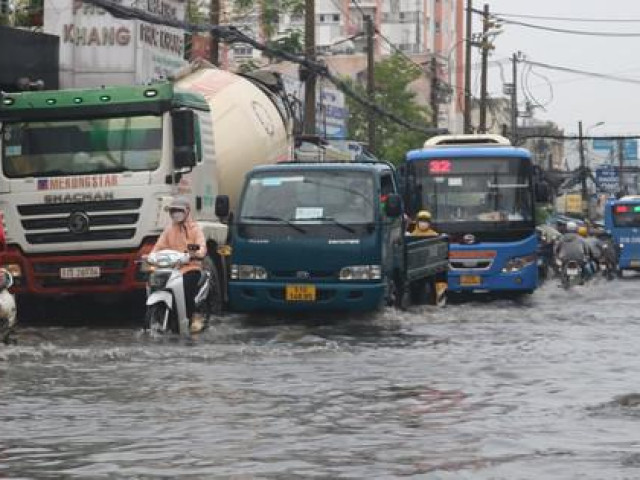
623, 139, 637, 164
595, 165, 619, 194
44, 0, 187, 88
593, 139, 614, 151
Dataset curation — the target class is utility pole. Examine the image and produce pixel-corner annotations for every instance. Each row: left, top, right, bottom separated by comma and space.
479, 3, 489, 133
209, 0, 220, 65
510, 53, 518, 144
578, 121, 588, 217
365, 15, 376, 152
304, 0, 316, 135
463, 0, 472, 133
618, 138, 625, 195
430, 56, 438, 128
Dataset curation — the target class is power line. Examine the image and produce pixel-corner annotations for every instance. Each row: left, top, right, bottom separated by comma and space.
82, 0, 447, 135
490, 12, 640, 23
493, 15, 640, 37
523, 59, 640, 86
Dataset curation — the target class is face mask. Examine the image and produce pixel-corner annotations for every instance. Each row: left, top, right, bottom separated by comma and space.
171, 211, 186, 223
418, 221, 430, 230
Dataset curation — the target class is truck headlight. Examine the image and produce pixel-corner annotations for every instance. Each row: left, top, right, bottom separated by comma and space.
502, 255, 536, 273
2, 263, 22, 278
230, 264, 268, 280
339, 265, 382, 281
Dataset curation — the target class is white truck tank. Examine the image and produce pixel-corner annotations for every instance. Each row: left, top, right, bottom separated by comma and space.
174, 65, 294, 211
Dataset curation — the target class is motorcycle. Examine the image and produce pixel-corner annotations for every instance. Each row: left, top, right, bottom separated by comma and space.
0, 268, 16, 345
559, 259, 585, 290
598, 240, 617, 281
141, 246, 218, 335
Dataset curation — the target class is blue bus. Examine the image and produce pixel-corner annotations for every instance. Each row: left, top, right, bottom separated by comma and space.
403, 134, 541, 294
604, 195, 640, 274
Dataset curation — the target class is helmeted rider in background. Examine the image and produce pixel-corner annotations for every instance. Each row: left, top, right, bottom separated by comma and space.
554, 221, 590, 276
151, 196, 207, 332
581, 226, 604, 274
411, 210, 439, 237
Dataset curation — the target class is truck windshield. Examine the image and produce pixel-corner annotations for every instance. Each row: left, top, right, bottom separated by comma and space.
412, 157, 534, 226
2, 115, 162, 178
240, 171, 375, 224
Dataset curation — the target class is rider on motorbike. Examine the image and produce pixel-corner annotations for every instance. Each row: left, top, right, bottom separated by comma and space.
151, 196, 207, 333
554, 221, 591, 278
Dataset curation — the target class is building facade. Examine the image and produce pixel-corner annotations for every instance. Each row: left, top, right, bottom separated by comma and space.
220, 0, 466, 133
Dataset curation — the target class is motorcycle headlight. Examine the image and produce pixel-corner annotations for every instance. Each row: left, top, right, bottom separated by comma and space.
230, 264, 268, 280
502, 255, 536, 273
339, 265, 382, 281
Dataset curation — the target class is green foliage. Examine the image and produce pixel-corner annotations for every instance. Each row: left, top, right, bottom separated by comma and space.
344, 54, 432, 165
266, 28, 303, 57
231, 0, 304, 40
186, 0, 209, 24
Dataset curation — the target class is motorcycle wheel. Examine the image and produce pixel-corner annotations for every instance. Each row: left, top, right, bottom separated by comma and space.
144, 304, 171, 333
201, 257, 223, 321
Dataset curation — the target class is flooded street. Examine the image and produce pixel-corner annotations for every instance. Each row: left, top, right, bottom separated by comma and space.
3, 278, 640, 478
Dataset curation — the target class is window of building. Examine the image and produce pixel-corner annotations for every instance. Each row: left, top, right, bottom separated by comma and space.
333, 14, 340, 22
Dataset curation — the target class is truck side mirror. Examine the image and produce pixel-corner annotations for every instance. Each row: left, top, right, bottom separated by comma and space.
215, 195, 230, 218
171, 109, 197, 170
385, 193, 403, 218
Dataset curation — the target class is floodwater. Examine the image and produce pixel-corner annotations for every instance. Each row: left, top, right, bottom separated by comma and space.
3, 277, 640, 479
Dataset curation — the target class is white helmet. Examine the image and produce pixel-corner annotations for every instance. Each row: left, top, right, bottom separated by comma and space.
566, 221, 577, 232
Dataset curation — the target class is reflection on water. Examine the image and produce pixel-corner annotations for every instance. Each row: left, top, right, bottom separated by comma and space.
2, 278, 640, 478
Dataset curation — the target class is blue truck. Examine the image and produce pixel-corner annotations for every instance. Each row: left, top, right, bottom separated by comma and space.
216, 161, 448, 312
403, 134, 545, 294
604, 195, 640, 274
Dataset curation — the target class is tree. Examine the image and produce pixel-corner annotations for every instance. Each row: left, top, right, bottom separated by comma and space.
230, 0, 303, 57
344, 54, 433, 165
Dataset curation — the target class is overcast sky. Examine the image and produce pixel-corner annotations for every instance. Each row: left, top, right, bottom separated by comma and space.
475, 0, 640, 136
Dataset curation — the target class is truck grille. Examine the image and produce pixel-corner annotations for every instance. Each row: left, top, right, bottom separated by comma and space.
18, 199, 142, 245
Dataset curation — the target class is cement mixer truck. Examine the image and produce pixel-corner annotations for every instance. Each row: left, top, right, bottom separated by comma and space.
0, 63, 294, 305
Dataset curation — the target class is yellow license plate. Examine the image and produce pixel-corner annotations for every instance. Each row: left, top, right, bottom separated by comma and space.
460, 275, 481, 286
285, 284, 316, 301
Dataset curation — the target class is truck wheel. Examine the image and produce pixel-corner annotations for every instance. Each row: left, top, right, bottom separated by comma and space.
386, 278, 408, 310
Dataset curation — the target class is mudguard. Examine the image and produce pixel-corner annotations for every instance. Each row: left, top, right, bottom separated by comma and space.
146, 290, 173, 308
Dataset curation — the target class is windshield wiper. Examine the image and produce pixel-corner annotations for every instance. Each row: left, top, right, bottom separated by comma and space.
242, 215, 306, 233
311, 216, 356, 233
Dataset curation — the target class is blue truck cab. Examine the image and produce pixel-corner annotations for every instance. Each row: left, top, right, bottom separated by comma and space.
604, 195, 640, 272
403, 134, 540, 294
224, 161, 448, 312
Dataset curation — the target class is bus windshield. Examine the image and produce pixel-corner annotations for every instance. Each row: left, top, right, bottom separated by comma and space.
612, 205, 640, 227
2, 115, 163, 178
411, 157, 534, 226
240, 170, 375, 224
